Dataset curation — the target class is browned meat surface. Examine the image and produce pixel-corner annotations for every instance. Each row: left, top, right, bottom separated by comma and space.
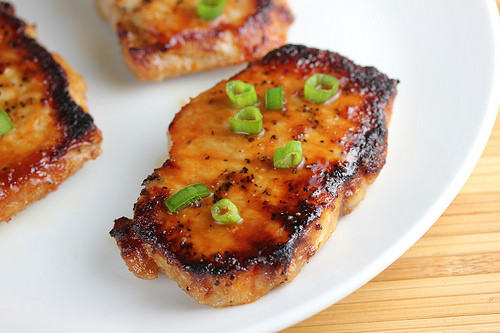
0, 2, 102, 222
95, 0, 293, 81
111, 44, 398, 307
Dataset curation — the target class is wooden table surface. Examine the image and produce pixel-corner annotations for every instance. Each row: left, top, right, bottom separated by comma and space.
283, 4, 500, 331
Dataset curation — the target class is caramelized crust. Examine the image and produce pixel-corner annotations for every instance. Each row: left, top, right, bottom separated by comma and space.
0, 2, 102, 222
111, 44, 398, 306
95, 0, 293, 81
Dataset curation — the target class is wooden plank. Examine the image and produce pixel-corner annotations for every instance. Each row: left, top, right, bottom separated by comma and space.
402, 233, 500, 258
425, 216, 500, 236
346, 274, 500, 302
469, 156, 500, 175
287, 315, 500, 333
374, 253, 500, 281
442, 192, 500, 216
458, 174, 500, 194
292, 294, 500, 325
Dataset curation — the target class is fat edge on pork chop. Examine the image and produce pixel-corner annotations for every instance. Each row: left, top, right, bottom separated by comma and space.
111, 44, 398, 307
0, 2, 102, 222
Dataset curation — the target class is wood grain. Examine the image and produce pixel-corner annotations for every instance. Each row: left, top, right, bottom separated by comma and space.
282, 3, 500, 328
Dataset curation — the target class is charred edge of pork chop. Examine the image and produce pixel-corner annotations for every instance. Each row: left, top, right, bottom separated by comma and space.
0, 2, 97, 141
97, 0, 294, 81
111, 44, 397, 306
0, 2, 102, 222
112, 184, 365, 306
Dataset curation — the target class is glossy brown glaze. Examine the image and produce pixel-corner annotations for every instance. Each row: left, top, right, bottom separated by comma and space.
111, 44, 397, 306
0, 2, 102, 222
96, 0, 293, 81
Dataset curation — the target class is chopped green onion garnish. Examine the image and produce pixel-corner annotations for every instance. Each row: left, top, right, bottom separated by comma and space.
0, 107, 13, 136
165, 184, 212, 213
226, 80, 258, 107
304, 74, 339, 104
229, 106, 263, 135
265, 86, 284, 110
273, 141, 303, 168
197, 0, 226, 20
211, 198, 241, 224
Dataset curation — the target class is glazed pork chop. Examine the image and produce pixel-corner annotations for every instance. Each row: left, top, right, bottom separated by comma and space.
95, 0, 293, 81
0, 2, 102, 222
111, 44, 398, 307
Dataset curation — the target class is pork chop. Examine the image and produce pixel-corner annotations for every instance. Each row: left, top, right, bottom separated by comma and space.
95, 0, 293, 81
0, 2, 102, 222
111, 44, 398, 306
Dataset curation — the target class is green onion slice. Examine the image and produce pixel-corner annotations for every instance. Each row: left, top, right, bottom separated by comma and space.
229, 106, 263, 135
0, 107, 13, 136
304, 74, 339, 104
197, 0, 226, 20
273, 141, 303, 168
265, 86, 284, 110
211, 198, 241, 224
226, 80, 258, 107
165, 184, 212, 213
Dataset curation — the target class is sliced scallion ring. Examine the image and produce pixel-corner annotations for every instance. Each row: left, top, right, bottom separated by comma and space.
304, 74, 339, 104
0, 107, 13, 136
273, 141, 303, 168
196, 0, 226, 20
211, 198, 241, 224
165, 184, 212, 213
265, 86, 284, 110
229, 106, 263, 135
226, 80, 258, 107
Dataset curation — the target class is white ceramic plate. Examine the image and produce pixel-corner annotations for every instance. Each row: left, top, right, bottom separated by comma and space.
1, 1, 499, 332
